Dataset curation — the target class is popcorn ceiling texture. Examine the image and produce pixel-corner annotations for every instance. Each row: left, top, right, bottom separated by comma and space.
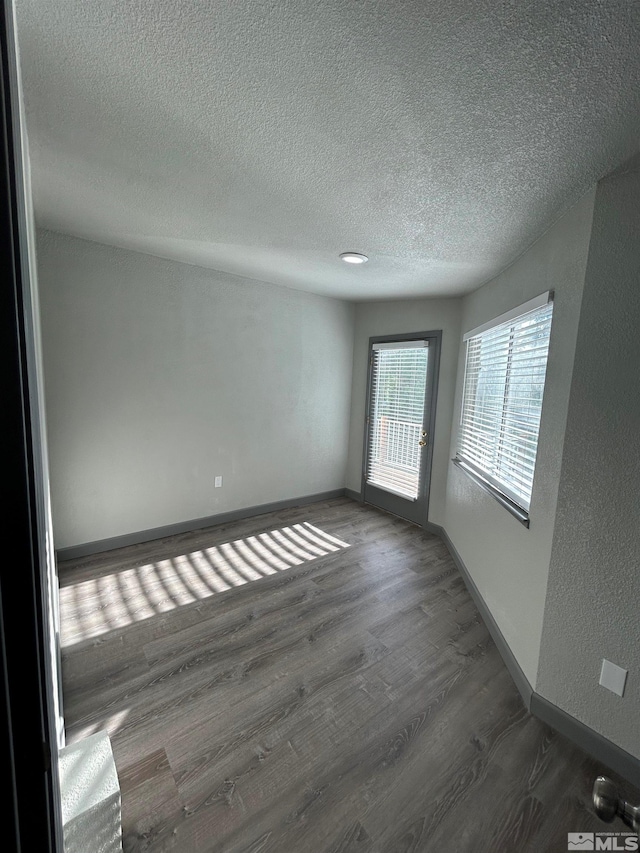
14, 0, 640, 299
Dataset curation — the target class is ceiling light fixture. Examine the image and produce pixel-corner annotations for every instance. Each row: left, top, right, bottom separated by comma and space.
340, 251, 368, 264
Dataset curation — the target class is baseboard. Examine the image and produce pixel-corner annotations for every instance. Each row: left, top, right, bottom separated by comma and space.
344, 488, 362, 502
56, 489, 347, 562
439, 527, 640, 788
424, 521, 444, 537
439, 528, 534, 710
530, 694, 640, 789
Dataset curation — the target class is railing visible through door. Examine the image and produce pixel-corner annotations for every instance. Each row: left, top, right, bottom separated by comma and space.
371, 417, 422, 471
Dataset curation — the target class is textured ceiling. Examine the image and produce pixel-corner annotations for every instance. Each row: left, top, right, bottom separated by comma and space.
14, 0, 640, 300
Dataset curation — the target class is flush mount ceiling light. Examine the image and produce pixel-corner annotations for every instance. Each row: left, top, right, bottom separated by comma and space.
339, 251, 368, 264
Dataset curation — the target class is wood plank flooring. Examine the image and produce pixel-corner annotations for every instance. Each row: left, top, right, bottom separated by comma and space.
59, 498, 638, 852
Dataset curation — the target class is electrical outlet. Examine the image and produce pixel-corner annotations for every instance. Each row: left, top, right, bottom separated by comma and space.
599, 659, 627, 697
214, 476, 223, 488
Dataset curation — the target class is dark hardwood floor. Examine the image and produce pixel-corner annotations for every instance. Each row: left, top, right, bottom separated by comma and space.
59, 498, 636, 852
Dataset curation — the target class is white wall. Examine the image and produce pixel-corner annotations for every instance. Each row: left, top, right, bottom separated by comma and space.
37, 230, 355, 549
536, 159, 640, 759
443, 189, 596, 684
345, 298, 462, 526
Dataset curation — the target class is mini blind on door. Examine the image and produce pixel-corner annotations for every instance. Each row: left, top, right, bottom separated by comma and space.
457, 294, 553, 511
366, 341, 429, 500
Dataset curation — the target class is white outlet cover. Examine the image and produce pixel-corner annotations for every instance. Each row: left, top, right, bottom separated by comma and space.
214, 476, 223, 488
599, 659, 628, 697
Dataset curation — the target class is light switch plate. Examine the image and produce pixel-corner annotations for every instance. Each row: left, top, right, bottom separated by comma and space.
599, 659, 627, 697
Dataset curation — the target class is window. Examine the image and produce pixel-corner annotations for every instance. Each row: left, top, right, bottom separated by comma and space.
455, 292, 554, 524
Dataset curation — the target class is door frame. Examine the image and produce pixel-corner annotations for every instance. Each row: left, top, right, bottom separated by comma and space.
360, 330, 442, 529
1, 1, 64, 849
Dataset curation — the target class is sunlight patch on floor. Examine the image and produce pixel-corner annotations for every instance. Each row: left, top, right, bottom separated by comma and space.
60, 523, 350, 647
66, 708, 131, 745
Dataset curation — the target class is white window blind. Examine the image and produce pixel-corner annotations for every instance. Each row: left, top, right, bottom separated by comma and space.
366, 341, 429, 500
457, 295, 553, 511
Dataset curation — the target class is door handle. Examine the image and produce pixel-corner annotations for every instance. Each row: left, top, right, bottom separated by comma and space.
418, 439, 427, 447
593, 776, 640, 831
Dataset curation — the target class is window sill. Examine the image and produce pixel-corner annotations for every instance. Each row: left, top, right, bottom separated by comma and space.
452, 457, 530, 528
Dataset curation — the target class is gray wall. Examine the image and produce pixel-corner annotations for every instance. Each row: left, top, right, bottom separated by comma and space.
345, 298, 462, 527
37, 230, 355, 549
443, 190, 596, 684
536, 160, 640, 759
